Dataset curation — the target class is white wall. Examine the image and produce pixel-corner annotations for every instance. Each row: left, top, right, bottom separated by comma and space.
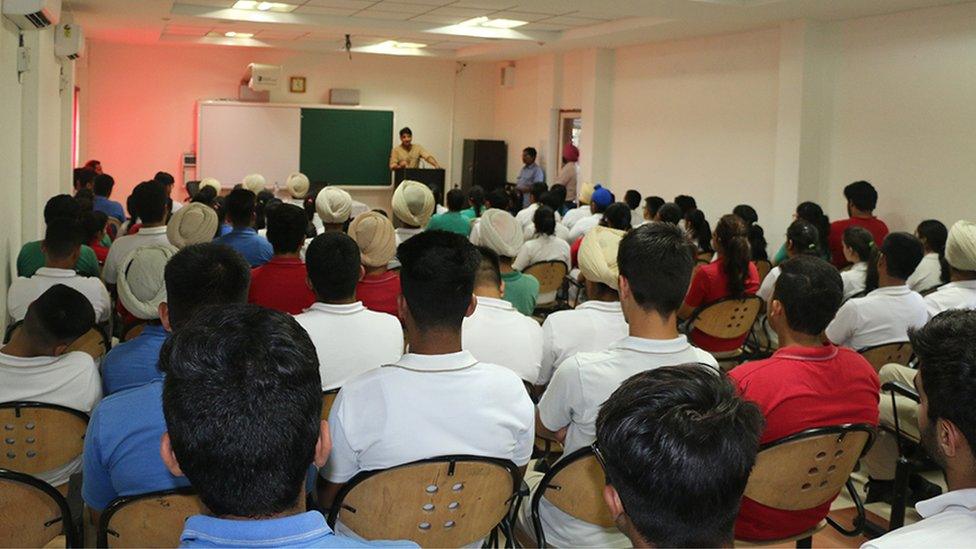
0, 12, 24, 332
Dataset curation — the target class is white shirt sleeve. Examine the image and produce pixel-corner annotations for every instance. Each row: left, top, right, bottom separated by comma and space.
825, 300, 857, 348
538, 318, 559, 386
537, 357, 583, 433
512, 386, 537, 466
512, 245, 532, 272
102, 247, 121, 285
757, 267, 778, 303
93, 280, 112, 324
323, 392, 360, 483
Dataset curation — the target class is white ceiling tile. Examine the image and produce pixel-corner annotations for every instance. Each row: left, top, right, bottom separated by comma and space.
301, 0, 375, 8
354, 10, 414, 20
164, 25, 214, 36
409, 13, 470, 24
374, 0, 451, 6
488, 10, 556, 22
174, 0, 236, 7
365, 2, 435, 14
292, 5, 359, 15
426, 6, 494, 17
536, 14, 607, 27
519, 22, 569, 31
255, 30, 308, 39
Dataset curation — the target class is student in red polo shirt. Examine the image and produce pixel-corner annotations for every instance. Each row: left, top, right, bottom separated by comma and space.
348, 211, 401, 319
680, 214, 760, 353
247, 203, 315, 314
730, 255, 880, 542
828, 180, 889, 268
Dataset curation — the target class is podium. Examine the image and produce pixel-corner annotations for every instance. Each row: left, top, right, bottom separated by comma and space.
394, 168, 445, 206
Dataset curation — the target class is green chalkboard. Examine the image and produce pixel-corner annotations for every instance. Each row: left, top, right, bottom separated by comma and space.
299, 108, 394, 186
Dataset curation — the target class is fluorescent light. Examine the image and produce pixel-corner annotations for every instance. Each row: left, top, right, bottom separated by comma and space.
393, 41, 427, 49
224, 31, 254, 38
459, 16, 489, 27
481, 18, 528, 29
232, 1, 297, 13
257, 2, 273, 10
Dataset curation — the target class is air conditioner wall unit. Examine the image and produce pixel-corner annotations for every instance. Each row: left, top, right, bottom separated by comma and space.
55, 23, 83, 59
243, 63, 281, 92
2, 0, 61, 30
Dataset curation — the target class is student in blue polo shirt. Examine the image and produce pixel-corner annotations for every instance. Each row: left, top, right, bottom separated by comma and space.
160, 304, 414, 548
93, 173, 126, 222
214, 188, 274, 267
82, 243, 251, 519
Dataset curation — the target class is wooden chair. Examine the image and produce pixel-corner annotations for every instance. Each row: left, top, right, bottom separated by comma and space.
65, 325, 111, 360
524, 261, 569, 312
736, 424, 876, 547
327, 455, 520, 547
0, 468, 77, 548
685, 296, 764, 362
859, 342, 913, 373
322, 388, 340, 421
97, 488, 205, 548
755, 259, 772, 284
0, 402, 89, 479
526, 446, 614, 547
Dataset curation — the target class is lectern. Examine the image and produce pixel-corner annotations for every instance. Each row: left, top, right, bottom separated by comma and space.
394, 168, 446, 206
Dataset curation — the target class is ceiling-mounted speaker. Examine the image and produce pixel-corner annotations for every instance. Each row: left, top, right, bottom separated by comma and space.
500, 65, 515, 88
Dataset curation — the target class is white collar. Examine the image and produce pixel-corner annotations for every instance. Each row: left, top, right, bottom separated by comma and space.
944, 280, 976, 290
305, 302, 365, 315
610, 335, 696, 355
137, 226, 168, 235
916, 488, 976, 518
34, 267, 78, 278
924, 252, 940, 259
849, 262, 868, 272
475, 296, 514, 312
577, 300, 622, 312
393, 350, 478, 372
867, 285, 912, 297
396, 227, 423, 236
0, 351, 59, 367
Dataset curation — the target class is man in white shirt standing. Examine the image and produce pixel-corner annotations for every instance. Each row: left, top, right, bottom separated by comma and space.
294, 232, 403, 391
863, 310, 976, 548
0, 285, 101, 488
7, 217, 110, 323
924, 221, 976, 317
103, 180, 172, 288
826, 232, 928, 350
521, 223, 719, 547
462, 247, 543, 386
318, 231, 535, 538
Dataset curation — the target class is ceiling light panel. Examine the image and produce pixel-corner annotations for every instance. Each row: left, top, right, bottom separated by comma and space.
232, 1, 298, 13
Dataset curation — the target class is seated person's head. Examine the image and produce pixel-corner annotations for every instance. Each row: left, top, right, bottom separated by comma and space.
73, 168, 96, 192
305, 232, 362, 304
674, 195, 697, 216
167, 203, 220, 249
83, 159, 102, 173
654, 202, 682, 225
596, 365, 764, 548
842, 226, 876, 265
74, 189, 95, 211
785, 219, 821, 258
624, 190, 641, 211
14, 285, 95, 356
446, 188, 467, 212
473, 246, 503, 298
530, 182, 548, 204
579, 226, 624, 301
119, 246, 176, 322
392, 180, 435, 229
93, 174, 115, 198
162, 243, 250, 332
225, 188, 257, 228
533, 205, 557, 237
479, 209, 524, 261
80, 210, 108, 246
348, 211, 397, 270
266, 203, 307, 256
160, 303, 326, 518
549, 184, 568, 204
42, 217, 84, 266
643, 196, 665, 221
316, 187, 353, 227
771, 256, 843, 338
191, 185, 218, 207
617, 223, 696, 321
486, 189, 510, 211
843, 180, 878, 214
601, 203, 633, 231
539, 191, 563, 213
878, 232, 924, 282
945, 220, 976, 279
43, 195, 82, 226
397, 230, 479, 333
132, 180, 169, 225
153, 171, 176, 193
591, 186, 614, 214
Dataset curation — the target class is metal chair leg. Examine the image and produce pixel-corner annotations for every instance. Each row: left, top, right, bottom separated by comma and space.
795, 535, 813, 548
889, 456, 912, 530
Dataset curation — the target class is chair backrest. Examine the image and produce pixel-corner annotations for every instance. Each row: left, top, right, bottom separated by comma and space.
0, 468, 76, 548
0, 402, 89, 476
532, 446, 614, 534
755, 259, 772, 283
329, 455, 519, 547
859, 342, 913, 372
524, 261, 569, 296
690, 296, 763, 339
65, 326, 111, 360
743, 424, 875, 511
98, 488, 205, 548
322, 388, 340, 421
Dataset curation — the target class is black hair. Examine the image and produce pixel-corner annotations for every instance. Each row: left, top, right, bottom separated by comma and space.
474, 246, 502, 289
164, 243, 250, 331
486, 189, 509, 211
540, 191, 562, 213
684, 209, 713, 254
844, 180, 878, 212
83, 159, 101, 171
160, 304, 321, 518
43, 217, 84, 260
305, 232, 361, 302
254, 190, 279, 231
656, 203, 682, 225
795, 202, 830, 256
596, 365, 764, 548
80, 210, 108, 244
191, 186, 218, 206
399, 127, 412, 137
714, 214, 752, 297
786, 219, 821, 257
23, 285, 95, 348
225, 188, 257, 227
530, 182, 548, 203
533, 205, 557, 236
265, 203, 307, 255
446, 188, 466, 212
674, 195, 697, 215
773, 256, 844, 335
43, 194, 82, 225
879, 232, 925, 281
644, 196, 664, 218
917, 219, 950, 284
397, 230, 479, 331
618, 223, 697, 318
523, 147, 537, 160
843, 226, 877, 264
73, 168, 96, 191
624, 190, 642, 210
467, 185, 485, 217
74, 189, 95, 212
602, 203, 633, 231
131, 180, 168, 224
549, 184, 568, 204
153, 171, 176, 187
733, 205, 768, 261
93, 174, 115, 197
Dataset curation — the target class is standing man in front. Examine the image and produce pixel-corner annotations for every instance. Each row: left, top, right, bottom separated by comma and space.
516, 147, 545, 207
389, 127, 440, 170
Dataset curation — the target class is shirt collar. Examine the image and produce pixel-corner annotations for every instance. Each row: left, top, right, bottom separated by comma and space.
915, 488, 976, 519
850, 262, 868, 272
475, 296, 515, 312
394, 350, 478, 372
771, 344, 839, 362
139, 324, 169, 338
610, 335, 694, 354
945, 280, 976, 290
230, 227, 258, 235
181, 511, 332, 547
577, 300, 622, 312
268, 256, 304, 266
306, 302, 365, 315
138, 226, 168, 235
867, 285, 912, 297
34, 267, 77, 278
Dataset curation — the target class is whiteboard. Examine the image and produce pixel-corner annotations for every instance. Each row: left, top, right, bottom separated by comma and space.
197, 102, 301, 189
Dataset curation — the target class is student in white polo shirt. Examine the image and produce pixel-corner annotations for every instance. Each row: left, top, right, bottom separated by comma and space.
7, 217, 110, 323
102, 180, 172, 288
826, 232, 928, 350
522, 223, 719, 547
924, 220, 976, 317
538, 226, 629, 385
293, 232, 403, 391
862, 310, 976, 549
462, 247, 543, 385
319, 231, 535, 536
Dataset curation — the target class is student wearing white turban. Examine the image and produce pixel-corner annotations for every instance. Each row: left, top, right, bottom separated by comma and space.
286, 173, 310, 201
242, 173, 268, 195
562, 182, 596, 229
477, 208, 538, 316
578, 226, 625, 291
167, 202, 218, 249
925, 220, 976, 317
316, 187, 353, 231
391, 180, 435, 246
198, 177, 222, 195
348, 211, 401, 318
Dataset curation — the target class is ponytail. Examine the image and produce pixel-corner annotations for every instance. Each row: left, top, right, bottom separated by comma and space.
468, 185, 486, 218
732, 205, 767, 261
684, 209, 714, 254
716, 214, 752, 297
917, 219, 950, 284
796, 201, 830, 258
786, 219, 821, 258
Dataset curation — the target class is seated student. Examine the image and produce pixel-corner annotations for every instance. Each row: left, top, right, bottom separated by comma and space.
166, 202, 219, 249
249, 204, 315, 315
284, 172, 309, 206
734, 204, 769, 262
92, 173, 125, 222
561, 182, 595, 229
596, 366, 764, 548
828, 180, 890, 268
826, 232, 928, 350
757, 219, 821, 303
623, 189, 643, 228
103, 180, 172, 286
925, 220, 976, 316
526, 223, 719, 547
548, 183, 571, 216
348, 212, 402, 319
840, 226, 878, 299
101, 246, 176, 395
154, 171, 184, 214
461, 185, 485, 220
315, 186, 353, 234
861, 310, 976, 548
18, 195, 101, 277
513, 206, 571, 303
908, 219, 950, 294
570, 202, 632, 268
427, 188, 472, 237
772, 201, 832, 265
8, 218, 111, 323
160, 305, 411, 549
462, 247, 544, 385
294, 232, 403, 391
680, 214, 760, 354
319, 231, 535, 538
476, 208, 539, 316
81, 210, 110, 264
523, 192, 571, 242
642, 196, 665, 225
538, 226, 629, 386
214, 188, 274, 267
0, 285, 100, 488
568, 185, 614, 243
684, 209, 714, 258
674, 194, 697, 217
730, 256, 880, 541
515, 182, 552, 230
469, 188, 512, 245
74, 167, 96, 193
242, 173, 268, 195
391, 180, 435, 246
82, 243, 250, 516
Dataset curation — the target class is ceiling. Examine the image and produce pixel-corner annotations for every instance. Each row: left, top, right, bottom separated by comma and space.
64, 0, 974, 60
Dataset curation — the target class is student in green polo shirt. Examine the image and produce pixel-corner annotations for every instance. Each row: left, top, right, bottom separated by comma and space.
477, 208, 539, 316
427, 189, 472, 237
17, 195, 101, 278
